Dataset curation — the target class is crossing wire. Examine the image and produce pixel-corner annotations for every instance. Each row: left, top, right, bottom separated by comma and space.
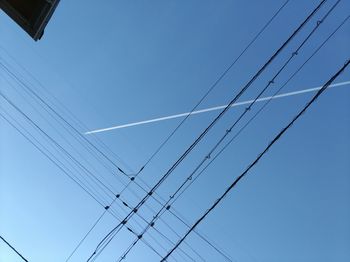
1, 68, 201, 262
87, 1, 327, 260
112, 1, 341, 260
161, 59, 350, 261
61, 1, 292, 260
0, 60, 221, 258
168, 13, 350, 212
0, 1, 290, 258
0, 109, 173, 262
133, 0, 290, 172
0, 95, 189, 261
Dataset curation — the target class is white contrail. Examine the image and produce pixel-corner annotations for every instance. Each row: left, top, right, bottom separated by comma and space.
85, 81, 350, 135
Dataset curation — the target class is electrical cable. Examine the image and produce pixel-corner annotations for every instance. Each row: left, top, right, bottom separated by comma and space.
87, 1, 327, 260
0, 95, 176, 261
0, 235, 28, 262
0, 60, 219, 257
135, 0, 290, 171
112, 1, 340, 259
0, 1, 290, 258
161, 58, 350, 261
170, 13, 350, 210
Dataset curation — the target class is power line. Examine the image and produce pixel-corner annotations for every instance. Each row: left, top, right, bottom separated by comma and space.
0, 235, 29, 262
0, 59, 218, 257
0, 1, 290, 258
161, 59, 350, 261
130, 0, 290, 168
0, 60, 210, 262
167, 12, 350, 211
0, 95, 183, 261
113, 1, 340, 259
87, 1, 327, 260
60, 0, 292, 259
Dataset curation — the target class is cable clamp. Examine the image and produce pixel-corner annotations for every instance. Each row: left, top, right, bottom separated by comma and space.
121, 220, 127, 225
138, 234, 143, 239
133, 208, 138, 213
130, 177, 135, 181
150, 222, 155, 227
317, 20, 322, 25
104, 205, 110, 210
292, 51, 298, 56
148, 191, 153, 196
116, 194, 120, 198
166, 205, 171, 210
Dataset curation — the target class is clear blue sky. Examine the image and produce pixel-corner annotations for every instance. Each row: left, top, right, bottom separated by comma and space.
1, 1, 350, 261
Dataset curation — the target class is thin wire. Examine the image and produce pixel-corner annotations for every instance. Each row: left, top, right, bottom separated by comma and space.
111, 0, 337, 257
171, 13, 350, 209
0, 1, 290, 257
87, 1, 327, 260
0, 73, 117, 204
1, 60, 214, 253
161, 58, 350, 261
0, 235, 29, 262
0, 109, 106, 207
138, 0, 290, 170
0, 45, 135, 173
0, 96, 170, 261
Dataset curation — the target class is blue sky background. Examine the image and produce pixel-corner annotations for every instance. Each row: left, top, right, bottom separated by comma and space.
1, 0, 350, 261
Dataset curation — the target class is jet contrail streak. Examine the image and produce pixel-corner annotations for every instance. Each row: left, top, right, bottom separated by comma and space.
85, 81, 350, 134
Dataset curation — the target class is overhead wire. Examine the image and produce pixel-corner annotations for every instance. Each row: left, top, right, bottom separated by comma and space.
112, 1, 341, 260
60, 0, 292, 260
0, 93, 185, 261
169, 12, 350, 211
160, 58, 350, 261
0, 58, 221, 259
0, 110, 171, 262
0, 235, 28, 262
133, 0, 290, 170
1, 70, 200, 262
0, 3, 291, 258
87, 1, 327, 260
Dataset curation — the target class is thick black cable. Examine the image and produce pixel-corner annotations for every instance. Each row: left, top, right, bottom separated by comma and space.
158, 14, 350, 261
171, 12, 350, 209
88, 0, 327, 260
112, 0, 337, 257
161, 59, 350, 261
0, 235, 28, 262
